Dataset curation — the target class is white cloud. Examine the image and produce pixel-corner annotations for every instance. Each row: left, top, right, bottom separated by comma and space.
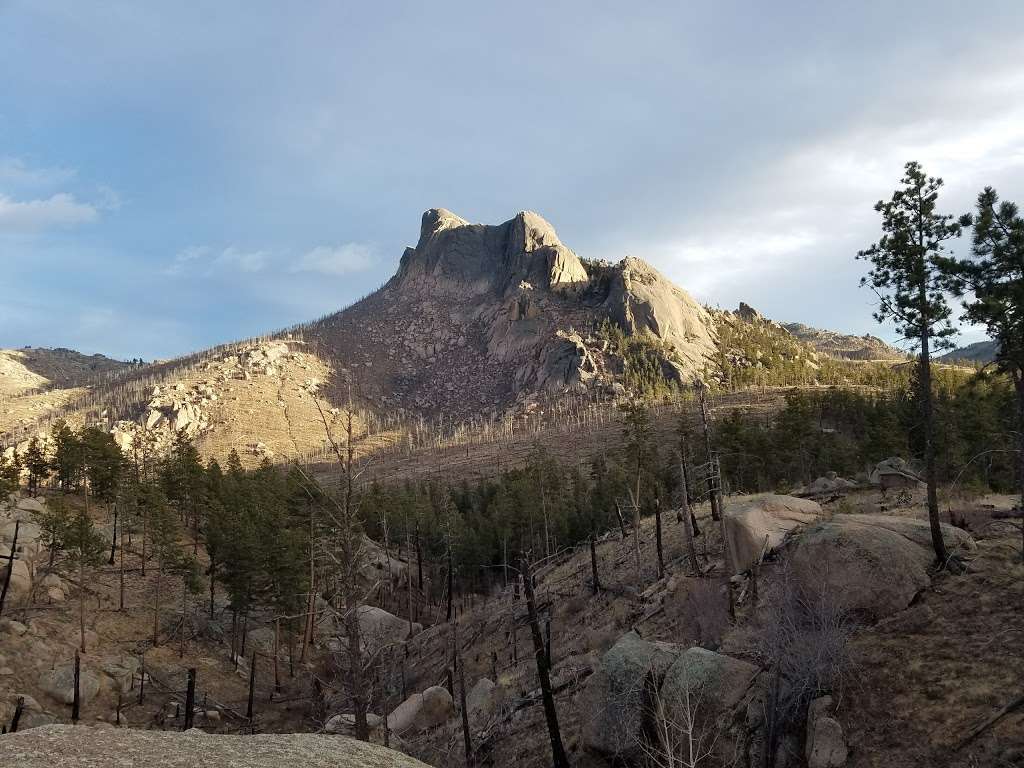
0, 157, 77, 188
291, 243, 374, 276
164, 245, 213, 275
95, 185, 123, 211
215, 246, 269, 273
0, 192, 98, 231
165, 245, 269, 275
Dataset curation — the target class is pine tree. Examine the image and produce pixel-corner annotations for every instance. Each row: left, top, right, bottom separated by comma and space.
858, 161, 962, 565
50, 420, 83, 491
64, 505, 107, 651
24, 437, 49, 497
946, 187, 1024, 512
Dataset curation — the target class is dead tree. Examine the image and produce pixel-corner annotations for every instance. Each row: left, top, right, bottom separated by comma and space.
454, 623, 473, 765
677, 450, 700, 576
309, 393, 371, 741
695, 381, 722, 522
519, 555, 569, 768
0, 520, 20, 617
72, 650, 81, 723
590, 535, 601, 594
246, 652, 257, 722
654, 497, 665, 580
9, 696, 24, 732
183, 668, 196, 730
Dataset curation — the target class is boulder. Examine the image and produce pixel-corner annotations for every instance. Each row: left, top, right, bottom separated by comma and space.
798, 473, 857, 497
356, 605, 416, 649
660, 647, 760, 720
786, 515, 974, 620
466, 677, 503, 726
387, 686, 454, 734
0, 724, 431, 767
39, 663, 102, 706
2, 558, 32, 599
0, 693, 57, 732
723, 495, 821, 573
103, 657, 141, 694
0, 618, 28, 635
805, 696, 847, 768
15, 497, 47, 515
2, 519, 41, 545
869, 457, 924, 490
325, 712, 382, 734
579, 630, 682, 760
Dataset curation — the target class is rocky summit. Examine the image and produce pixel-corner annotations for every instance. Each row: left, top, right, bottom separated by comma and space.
304, 208, 716, 416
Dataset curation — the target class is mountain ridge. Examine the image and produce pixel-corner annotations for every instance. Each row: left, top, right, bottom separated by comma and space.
2, 208, 886, 466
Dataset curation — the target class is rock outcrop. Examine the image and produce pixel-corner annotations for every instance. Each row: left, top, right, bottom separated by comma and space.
785, 514, 974, 619
580, 632, 763, 763
386, 686, 455, 735
305, 208, 719, 418
805, 696, 848, 768
579, 631, 684, 760
0, 725, 429, 767
39, 663, 102, 706
723, 494, 822, 573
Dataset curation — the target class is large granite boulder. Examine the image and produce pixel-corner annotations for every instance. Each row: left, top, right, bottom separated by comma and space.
805, 696, 848, 768
387, 686, 454, 735
39, 662, 102, 706
356, 605, 418, 649
579, 631, 682, 760
786, 514, 974, 620
0, 725, 430, 767
2, 557, 31, 600
723, 494, 822, 573
660, 647, 760, 721
466, 677, 504, 727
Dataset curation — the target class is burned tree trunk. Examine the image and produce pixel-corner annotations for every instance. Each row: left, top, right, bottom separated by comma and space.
654, 497, 665, 580
678, 451, 700, 576
519, 556, 569, 768
0, 520, 20, 617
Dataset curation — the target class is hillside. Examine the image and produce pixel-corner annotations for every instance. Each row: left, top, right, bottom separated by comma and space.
0, 348, 130, 396
299, 208, 718, 417
781, 322, 907, 361
938, 340, 998, 365
1, 209, 918, 473
1, 208, 832, 467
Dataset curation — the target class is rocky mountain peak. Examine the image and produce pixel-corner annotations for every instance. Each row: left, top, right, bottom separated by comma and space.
396, 208, 588, 297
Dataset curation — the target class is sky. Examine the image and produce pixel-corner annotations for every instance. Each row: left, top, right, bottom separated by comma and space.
2, 1, 1023, 360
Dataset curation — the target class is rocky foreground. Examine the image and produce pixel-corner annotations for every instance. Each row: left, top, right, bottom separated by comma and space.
0, 725, 428, 767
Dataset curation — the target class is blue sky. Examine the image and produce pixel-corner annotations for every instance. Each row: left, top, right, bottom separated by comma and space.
2, 1, 1023, 360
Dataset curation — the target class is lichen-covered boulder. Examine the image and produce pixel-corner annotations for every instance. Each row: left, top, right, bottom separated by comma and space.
660, 647, 760, 720
579, 631, 682, 760
786, 514, 974, 620
39, 663, 102, 706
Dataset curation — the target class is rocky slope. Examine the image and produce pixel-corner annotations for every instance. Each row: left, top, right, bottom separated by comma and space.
302, 208, 717, 416
0, 348, 130, 396
781, 322, 906, 361
3, 208, 873, 466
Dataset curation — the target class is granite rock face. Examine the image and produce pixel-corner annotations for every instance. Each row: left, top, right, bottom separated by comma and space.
307, 208, 719, 418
